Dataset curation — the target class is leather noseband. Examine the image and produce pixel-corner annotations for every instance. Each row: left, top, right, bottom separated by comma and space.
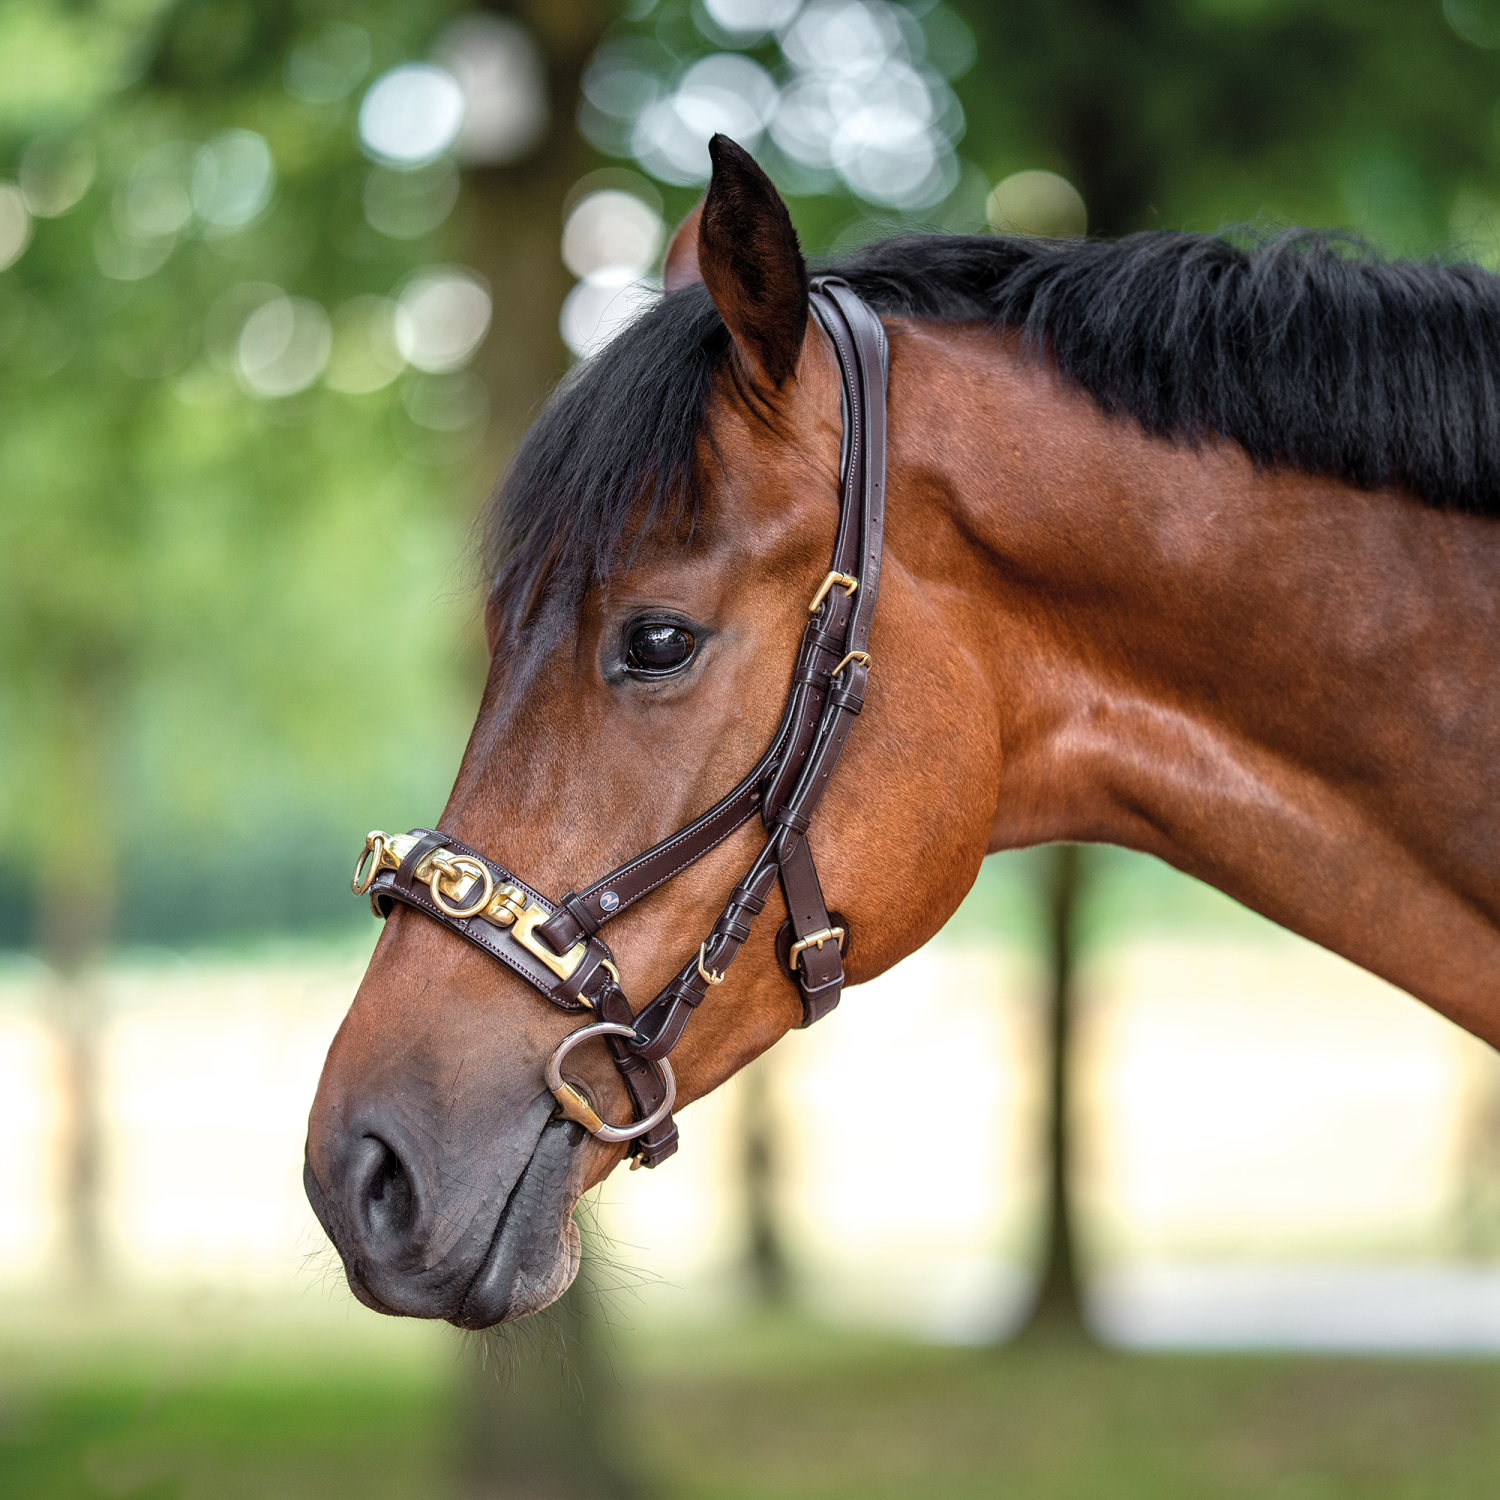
351, 280, 888, 1167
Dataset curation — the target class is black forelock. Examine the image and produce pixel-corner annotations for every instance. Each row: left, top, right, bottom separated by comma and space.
481, 228, 1500, 628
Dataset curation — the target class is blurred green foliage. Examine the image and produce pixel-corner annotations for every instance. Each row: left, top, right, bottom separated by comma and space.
4, 0, 1500, 953
11, 1319, 1500, 1498
0, 0, 484, 954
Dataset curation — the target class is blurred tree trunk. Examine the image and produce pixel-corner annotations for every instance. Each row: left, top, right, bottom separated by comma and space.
463, 0, 613, 472
1455, 1043, 1500, 1259
454, 6, 628, 1495
741, 1053, 791, 1307
461, 1256, 635, 1500
1017, 843, 1088, 1339
37, 659, 121, 1289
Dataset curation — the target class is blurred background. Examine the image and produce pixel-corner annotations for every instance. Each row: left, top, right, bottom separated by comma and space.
6, 0, 1500, 1496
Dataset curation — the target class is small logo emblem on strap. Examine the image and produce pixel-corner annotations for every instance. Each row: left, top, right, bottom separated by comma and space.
599, 891, 620, 912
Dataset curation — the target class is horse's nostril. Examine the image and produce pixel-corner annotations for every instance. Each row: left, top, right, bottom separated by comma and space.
355, 1135, 418, 1246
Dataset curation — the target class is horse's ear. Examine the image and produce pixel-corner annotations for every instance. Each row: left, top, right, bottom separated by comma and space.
663, 196, 705, 291
698, 134, 808, 387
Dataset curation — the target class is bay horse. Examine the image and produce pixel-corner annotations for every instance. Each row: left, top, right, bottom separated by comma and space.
305, 135, 1500, 1329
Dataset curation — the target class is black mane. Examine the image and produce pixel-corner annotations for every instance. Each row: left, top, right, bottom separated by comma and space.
482, 230, 1500, 621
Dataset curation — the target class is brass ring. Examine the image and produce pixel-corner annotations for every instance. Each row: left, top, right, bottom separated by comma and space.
351, 832, 388, 896
545, 1021, 677, 1144
431, 856, 493, 919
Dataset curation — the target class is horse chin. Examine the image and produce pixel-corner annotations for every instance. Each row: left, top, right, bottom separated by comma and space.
447, 1118, 585, 1329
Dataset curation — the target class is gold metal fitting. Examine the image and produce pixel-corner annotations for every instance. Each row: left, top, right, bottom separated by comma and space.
428, 853, 493, 920
808, 571, 859, 614
697, 942, 725, 986
351, 831, 390, 896
511, 903, 588, 980
551, 1080, 605, 1134
831, 650, 871, 679
788, 926, 846, 969
483, 882, 530, 927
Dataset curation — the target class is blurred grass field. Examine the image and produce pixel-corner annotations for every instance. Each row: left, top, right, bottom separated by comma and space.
8, 1317, 1500, 1500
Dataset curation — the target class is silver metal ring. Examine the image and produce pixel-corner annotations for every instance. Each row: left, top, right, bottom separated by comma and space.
545, 1021, 677, 1144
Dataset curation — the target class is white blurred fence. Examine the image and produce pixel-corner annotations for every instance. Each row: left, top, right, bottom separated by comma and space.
3, 929, 1500, 1349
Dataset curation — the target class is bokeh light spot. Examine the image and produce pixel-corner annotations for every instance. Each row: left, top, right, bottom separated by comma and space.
93, 219, 173, 281
632, 53, 779, 184
358, 65, 466, 168
237, 296, 332, 397
324, 296, 406, 394
1445, 0, 1500, 49
987, 170, 1088, 239
700, 0, 802, 41
433, 14, 549, 166
193, 130, 275, 230
394, 267, 492, 372
0, 184, 33, 272
284, 22, 372, 104
363, 161, 460, 240
18, 137, 95, 218
919, 5, 977, 81
560, 268, 659, 359
563, 190, 664, 279
402, 370, 489, 432
117, 142, 196, 242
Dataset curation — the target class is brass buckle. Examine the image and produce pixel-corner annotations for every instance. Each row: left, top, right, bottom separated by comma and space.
808, 571, 858, 614
789, 926, 845, 969
831, 650, 871, 678
697, 942, 725, 986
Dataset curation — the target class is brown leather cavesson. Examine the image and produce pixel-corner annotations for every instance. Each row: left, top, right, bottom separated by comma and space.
356, 281, 888, 1167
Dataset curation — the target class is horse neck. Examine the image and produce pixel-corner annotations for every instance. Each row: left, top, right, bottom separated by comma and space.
894, 321, 1500, 1042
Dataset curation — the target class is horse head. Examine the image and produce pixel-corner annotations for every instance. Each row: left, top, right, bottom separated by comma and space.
303, 138, 997, 1327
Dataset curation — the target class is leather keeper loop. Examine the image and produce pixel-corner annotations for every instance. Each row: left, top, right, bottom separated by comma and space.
774, 806, 813, 834
793, 665, 831, 689
537, 891, 596, 954
395, 830, 446, 894
552, 939, 612, 1007
632, 1118, 679, 1166
803, 624, 845, 656
714, 915, 753, 943
828, 684, 865, 714
730, 883, 768, 915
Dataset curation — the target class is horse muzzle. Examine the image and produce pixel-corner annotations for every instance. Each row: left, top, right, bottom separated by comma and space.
303, 1095, 585, 1327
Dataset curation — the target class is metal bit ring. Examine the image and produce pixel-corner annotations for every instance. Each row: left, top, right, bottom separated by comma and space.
545, 1021, 677, 1144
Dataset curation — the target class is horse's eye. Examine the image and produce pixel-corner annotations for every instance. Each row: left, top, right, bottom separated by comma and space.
627, 623, 695, 674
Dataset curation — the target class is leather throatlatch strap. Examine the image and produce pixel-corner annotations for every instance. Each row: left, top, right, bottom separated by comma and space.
364, 281, 888, 1167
